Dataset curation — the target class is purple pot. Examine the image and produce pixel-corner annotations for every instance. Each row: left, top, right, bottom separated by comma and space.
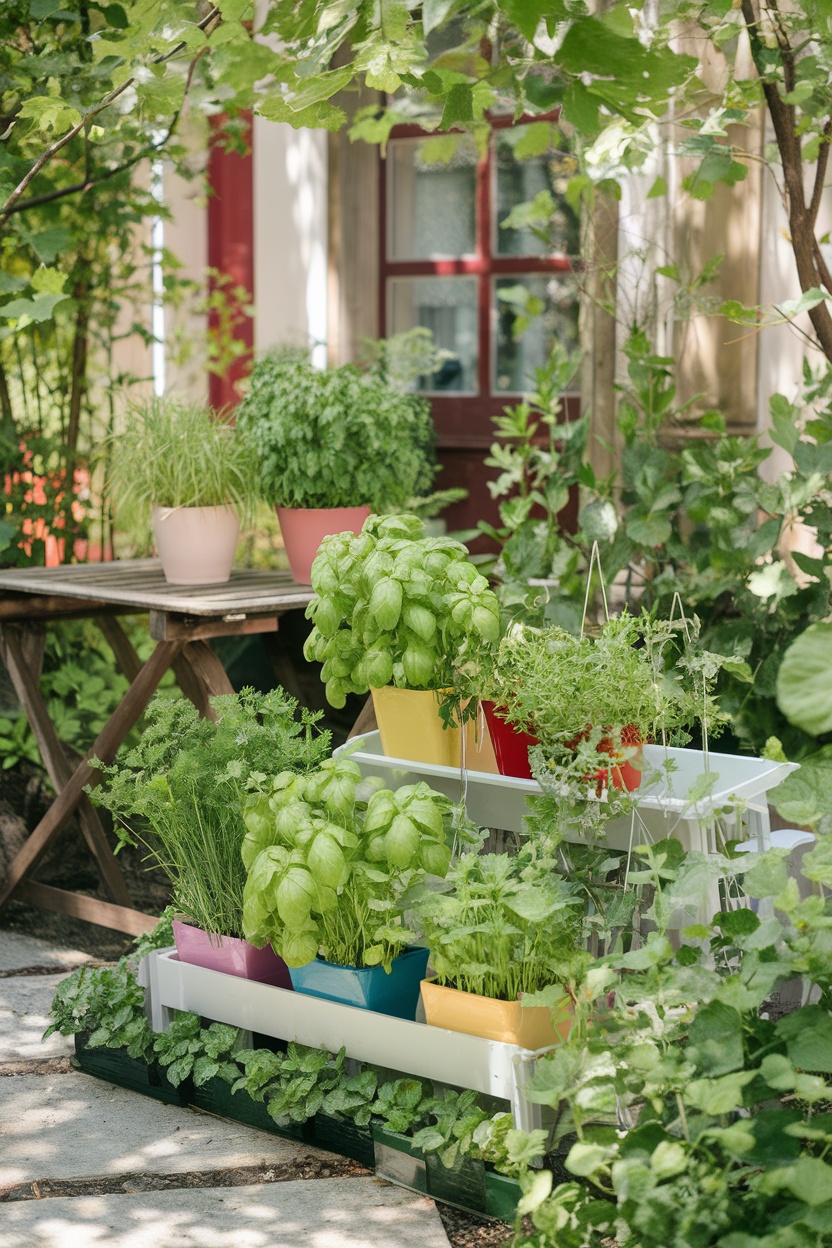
172, 921, 292, 988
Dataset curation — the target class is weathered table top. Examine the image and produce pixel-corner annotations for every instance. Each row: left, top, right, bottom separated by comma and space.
0, 559, 315, 618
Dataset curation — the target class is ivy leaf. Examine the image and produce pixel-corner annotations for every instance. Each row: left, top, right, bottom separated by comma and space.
256, 95, 347, 133
498, 0, 568, 43
0, 292, 70, 324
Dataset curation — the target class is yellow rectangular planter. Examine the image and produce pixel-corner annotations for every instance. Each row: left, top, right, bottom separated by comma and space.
420, 977, 572, 1051
371, 686, 498, 773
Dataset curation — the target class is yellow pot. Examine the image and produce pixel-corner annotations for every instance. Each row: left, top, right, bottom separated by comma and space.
371, 687, 498, 773
420, 977, 572, 1051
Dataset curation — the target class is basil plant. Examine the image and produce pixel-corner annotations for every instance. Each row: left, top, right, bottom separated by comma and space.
303, 512, 501, 712
241, 754, 455, 970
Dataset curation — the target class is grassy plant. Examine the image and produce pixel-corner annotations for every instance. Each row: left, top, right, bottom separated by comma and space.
104, 396, 258, 539
92, 689, 330, 939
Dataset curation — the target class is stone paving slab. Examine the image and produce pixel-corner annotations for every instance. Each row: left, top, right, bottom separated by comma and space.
0, 1178, 450, 1248
0, 974, 73, 1062
0, 933, 93, 974
0, 1073, 330, 1188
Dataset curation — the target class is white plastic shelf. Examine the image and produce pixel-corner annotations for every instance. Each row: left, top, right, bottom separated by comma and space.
148, 949, 542, 1130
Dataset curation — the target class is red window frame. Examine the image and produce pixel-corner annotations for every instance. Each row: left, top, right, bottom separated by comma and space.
378, 113, 581, 464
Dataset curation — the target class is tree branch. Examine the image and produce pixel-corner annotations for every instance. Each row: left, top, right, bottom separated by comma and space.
0, 6, 221, 225
2, 117, 181, 218
808, 117, 832, 230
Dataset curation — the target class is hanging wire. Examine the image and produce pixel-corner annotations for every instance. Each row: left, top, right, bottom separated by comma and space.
580, 541, 611, 637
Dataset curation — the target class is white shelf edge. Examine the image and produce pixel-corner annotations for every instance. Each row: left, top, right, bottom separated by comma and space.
154, 950, 527, 1102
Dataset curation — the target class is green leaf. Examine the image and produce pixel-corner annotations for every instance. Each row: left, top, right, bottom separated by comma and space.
647, 176, 668, 199
777, 1007, 832, 1075
781, 1156, 832, 1207
687, 1000, 744, 1076
256, 96, 347, 133
769, 748, 832, 830
440, 83, 473, 129
1, 292, 70, 324
422, 0, 457, 36
686, 1070, 756, 1114
777, 623, 832, 736
626, 511, 672, 547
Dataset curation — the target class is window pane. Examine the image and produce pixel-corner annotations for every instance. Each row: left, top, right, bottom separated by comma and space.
388, 136, 478, 260
388, 276, 478, 393
495, 128, 579, 257
494, 275, 578, 394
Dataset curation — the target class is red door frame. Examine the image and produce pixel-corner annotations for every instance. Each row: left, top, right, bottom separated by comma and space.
207, 114, 255, 412
378, 117, 580, 532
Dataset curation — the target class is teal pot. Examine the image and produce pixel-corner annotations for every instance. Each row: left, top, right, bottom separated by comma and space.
74, 1033, 185, 1106
289, 947, 429, 1020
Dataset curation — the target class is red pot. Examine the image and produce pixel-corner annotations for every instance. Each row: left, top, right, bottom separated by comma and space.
481, 701, 539, 780
567, 725, 644, 793
276, 505, 371, 584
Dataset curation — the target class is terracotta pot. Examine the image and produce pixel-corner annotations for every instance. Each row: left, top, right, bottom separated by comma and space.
276, 505, 371, 584
172, 920, 292, 988
152, 505, 240, 585
420, 977, 571, 1050
481, 701, 539, 780
371, 687, 498, 772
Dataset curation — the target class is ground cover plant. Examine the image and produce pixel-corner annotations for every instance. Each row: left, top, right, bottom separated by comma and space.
91, 689, 330, 940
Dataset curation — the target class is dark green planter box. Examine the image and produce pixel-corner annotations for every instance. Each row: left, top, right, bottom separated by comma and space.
372, 1124, 428, 1193
484, 1170, 521, 1221
426, 1151, 488, 1212
188, 1076, 311, 1143
74, 1033, 185, 1106
312, 1112, 376, 1169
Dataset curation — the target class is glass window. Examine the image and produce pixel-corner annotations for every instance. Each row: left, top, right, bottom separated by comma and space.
494, 128, 580, 258
493, 275, 579, 393
387, 135, 478, 261
388, 276, 478, 393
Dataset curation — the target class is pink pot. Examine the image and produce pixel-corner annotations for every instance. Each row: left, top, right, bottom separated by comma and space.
276, 505, 372, 584
172, 920, 292, 988
152, 505, 240, 585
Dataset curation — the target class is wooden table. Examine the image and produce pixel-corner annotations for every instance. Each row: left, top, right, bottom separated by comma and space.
0, 560, 314, 935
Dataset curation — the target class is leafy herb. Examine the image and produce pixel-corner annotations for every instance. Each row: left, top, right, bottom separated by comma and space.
412, 847, 585, 1002
92, 689, 330, 939
241, 752, 455, 968
153, 1013, 242, 1088
236, 350, 435, 510
305, 511, 500, 713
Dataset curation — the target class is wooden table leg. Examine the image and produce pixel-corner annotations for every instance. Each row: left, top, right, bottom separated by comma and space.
0, 623, 134, 908
0, 638, 182, 917
173, 639, 235, 719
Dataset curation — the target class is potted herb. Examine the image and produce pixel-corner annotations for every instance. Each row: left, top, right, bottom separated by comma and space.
413, 846, 585, 1048
479, 612, 721, 784
93, 689, 330, 984
241, 752, 455, 1019
104, 397, 257, 585
304, 512, 501, 766
236, 351, 436, 583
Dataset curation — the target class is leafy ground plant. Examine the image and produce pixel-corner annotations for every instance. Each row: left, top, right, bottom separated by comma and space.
241, 752, 455, 967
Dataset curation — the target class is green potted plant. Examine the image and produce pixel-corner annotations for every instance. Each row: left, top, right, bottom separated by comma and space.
479, 611, 723, 784
92, 688, 330, 984
236, 350, 436, 583
304, 512, 501, 767
240, 752, 455, 1019
104, 396, 257, 585
413, 845, 586, 1049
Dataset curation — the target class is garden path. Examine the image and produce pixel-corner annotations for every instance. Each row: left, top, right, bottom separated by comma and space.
0, 931, 454, 1248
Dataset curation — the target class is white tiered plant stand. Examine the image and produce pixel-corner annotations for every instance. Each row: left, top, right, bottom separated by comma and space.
143, 949, 545, 1131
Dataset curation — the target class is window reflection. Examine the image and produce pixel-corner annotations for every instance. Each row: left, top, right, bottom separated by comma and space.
388, 136, 478, 261
495, 128, 579, 258
494, 275, 578, 393
388, 276, 478, 393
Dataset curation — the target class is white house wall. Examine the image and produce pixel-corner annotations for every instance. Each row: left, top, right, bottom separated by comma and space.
253, 117, 328, 367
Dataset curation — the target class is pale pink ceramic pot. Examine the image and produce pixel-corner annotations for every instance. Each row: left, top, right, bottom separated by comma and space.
152, 505, 240, 585
276, 505, 372, 584
172, 920, 292, 988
